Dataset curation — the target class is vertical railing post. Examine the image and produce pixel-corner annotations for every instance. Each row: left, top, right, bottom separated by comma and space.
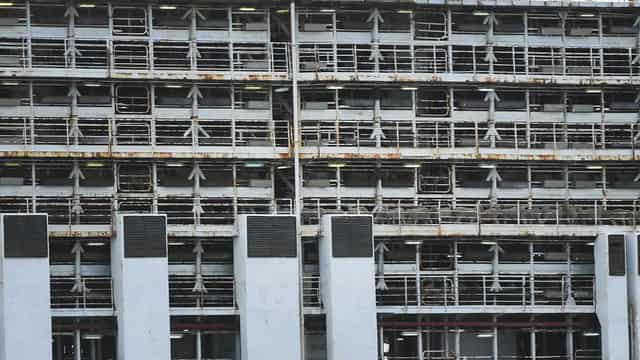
432, 45, 438, 74
110, 278, 114, 309
454, 273, 459, 306
561, 275, 565, 308
416, 245, 422, 307
531, 273, 536, 306
353, 45, 358, 73
443, 276, 447, 307
404, 276, 409, 307
267, 42, 273, 72
83, 279, 87, 308
592, 275, 596, 307
482, 275, 487, 306
521, 276, 526, 307
474, 120, 479, 147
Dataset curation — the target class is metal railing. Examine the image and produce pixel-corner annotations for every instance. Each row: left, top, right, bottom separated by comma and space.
414, 12, 448, 40
304, 274, 322, 307
297, 43, 639, 76
0, 38, 290, 73
0, 117, 290, 147
36, 197, 113, 225
50, 276, 113, 309
148, 198, 292, 225
302, 198, 637, 226
0, 197, 292, 227
0, 197, 635, 228
376, 274, 594, 308
169, 275, 235, 308
453, 46, 639, 76
300, 120, 638, 150
112, 6, 147, 35
302, 120, 451, 148
298, 43, 448, 74
4, 116, 635, 150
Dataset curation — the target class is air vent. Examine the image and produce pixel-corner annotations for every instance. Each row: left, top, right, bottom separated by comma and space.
247, 216, 296, 258
332, 216, 373, 258
608, 234, 626, 276
123, 216, 167, 258
3, 214, 48, 258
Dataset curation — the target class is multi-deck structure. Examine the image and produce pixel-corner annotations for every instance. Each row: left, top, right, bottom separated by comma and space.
0, 0, 639, 359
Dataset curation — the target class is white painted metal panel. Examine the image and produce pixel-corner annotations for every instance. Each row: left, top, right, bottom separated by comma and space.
112, 214, 170, 360
320, 214, 378, 360
626, 232, 640, 360
234, 214, 302, 360
0, 214, 52, 360
595, 232, 630, 360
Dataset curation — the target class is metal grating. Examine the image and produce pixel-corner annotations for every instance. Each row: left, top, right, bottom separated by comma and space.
3, 214, 48, 258
331, 216, 373, 258
608, 234, 626, 276
246, 216, 296, 258
123, 216, 167, 258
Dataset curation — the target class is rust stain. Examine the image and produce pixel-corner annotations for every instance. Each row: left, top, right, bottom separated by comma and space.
200, 73, 226, 81
109, 71, 290, 82
299, 152, 402, 160
50, 231, 111, 238
245, 74, 277, 81
279, 151, 292, 159
297, 150, 635, 162
0, 149, 635, 162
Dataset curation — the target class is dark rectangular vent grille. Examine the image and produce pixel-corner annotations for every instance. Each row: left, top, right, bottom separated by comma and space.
3, 214, 48, 258
247, 216, 296, 258
124, 216, 167, 258
332, 216, 373, 258
608, 234, 626, 276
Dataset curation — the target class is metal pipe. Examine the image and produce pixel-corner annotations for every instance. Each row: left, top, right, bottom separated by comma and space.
196, 329, 202, 360
492, 316, 498, 360
90, 339, 97, 360
31, 162, 36, 212
290, 1, 306, 359
74, 329, 82, 360
415, 244, 421, 307
417, 316, 424, 360
531, 326, 537, 360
